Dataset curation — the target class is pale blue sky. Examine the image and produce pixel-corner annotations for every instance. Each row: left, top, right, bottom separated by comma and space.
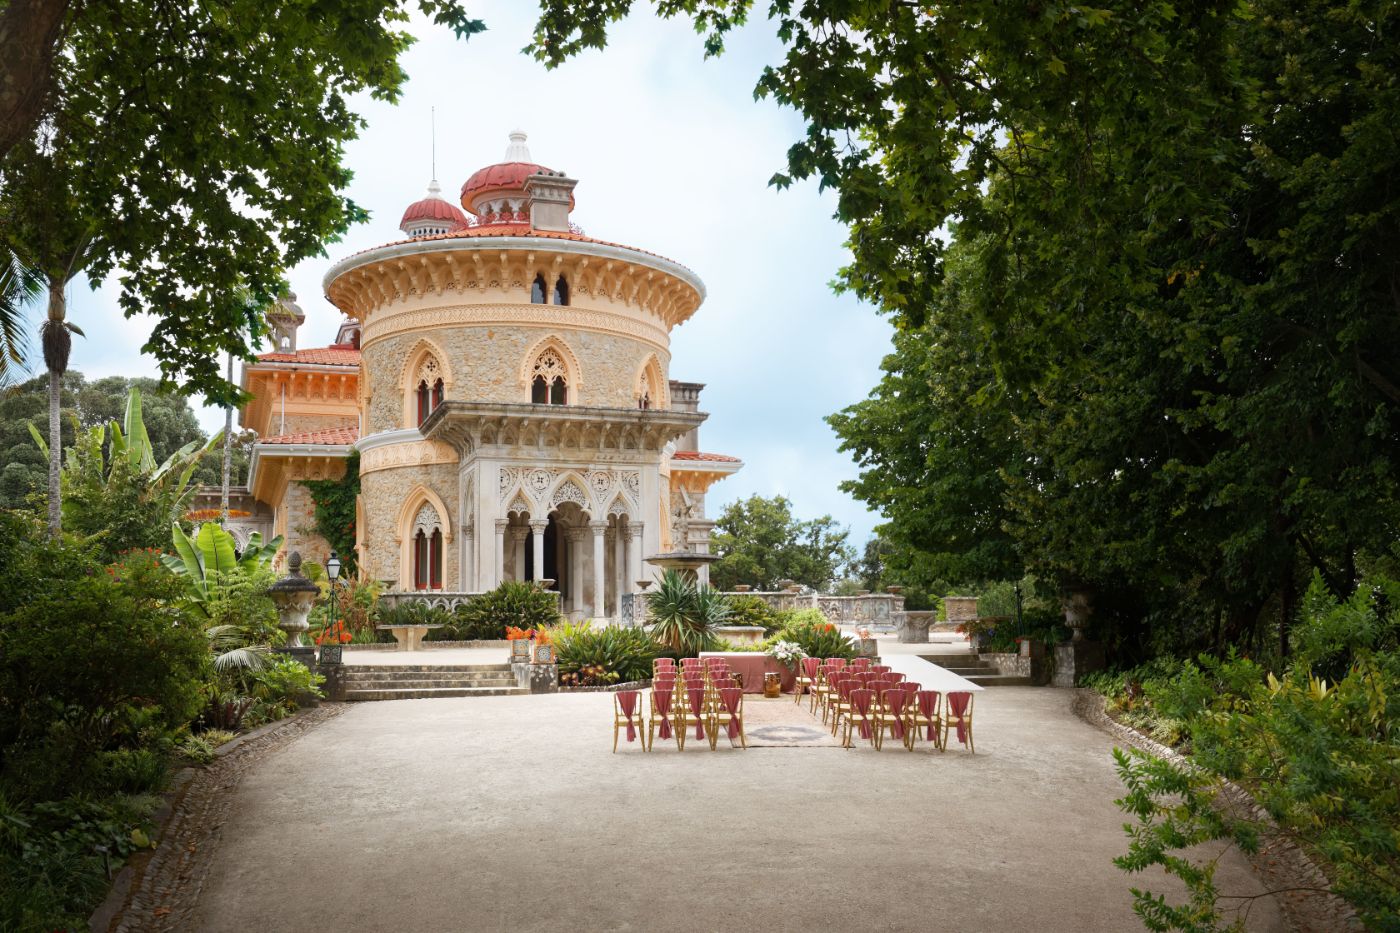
41, 3, 894, 545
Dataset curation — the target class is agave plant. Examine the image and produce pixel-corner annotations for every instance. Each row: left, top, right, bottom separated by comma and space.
645, 570, 731, 656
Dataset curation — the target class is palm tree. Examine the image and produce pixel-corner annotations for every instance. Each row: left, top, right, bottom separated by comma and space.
0, 248, 42, 387
40, 269, 83, 539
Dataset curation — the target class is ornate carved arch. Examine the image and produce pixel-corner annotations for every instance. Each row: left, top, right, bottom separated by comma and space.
395, 483, 453, 590
634, 353, 667, 409
400, 337, 454, 428
518, 334, 582, 404
545, 472, 594, 517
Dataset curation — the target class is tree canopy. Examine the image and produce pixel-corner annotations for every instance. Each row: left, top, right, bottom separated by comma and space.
709, 494, 854, 592
0, 0, 484, 404
531, 1, 1400, 658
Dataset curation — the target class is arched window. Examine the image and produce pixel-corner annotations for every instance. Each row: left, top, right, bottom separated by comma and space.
530, 348, 569, 406
411, 504, 443, 590
531, 274, 547, 304
552, 275, 569, 306
413, 353, 445, 427
638, 389, 651, 410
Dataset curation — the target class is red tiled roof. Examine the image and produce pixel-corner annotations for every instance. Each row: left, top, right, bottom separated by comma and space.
345, 226, 696, 279
460, 161, 552, 208
259, 425, 359, 446
671, 450, 741, 463
401, 196, 467, 228
256, 344, 361, 366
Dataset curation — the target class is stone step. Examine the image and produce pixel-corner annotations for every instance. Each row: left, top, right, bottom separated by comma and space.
341, 676, 519, 689
340, 663, 513, 674
966, 673, 1035, 687
345, 686, 530, 702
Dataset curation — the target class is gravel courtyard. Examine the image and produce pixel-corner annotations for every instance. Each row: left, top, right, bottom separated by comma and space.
189, 688, 1285, 933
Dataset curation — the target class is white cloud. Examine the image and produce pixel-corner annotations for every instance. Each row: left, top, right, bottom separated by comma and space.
53, 1, 893, 543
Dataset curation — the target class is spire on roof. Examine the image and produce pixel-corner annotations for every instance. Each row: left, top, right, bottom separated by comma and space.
504, 130, 531, 162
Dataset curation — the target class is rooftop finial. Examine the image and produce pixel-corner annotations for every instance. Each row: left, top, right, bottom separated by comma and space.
426, 179, 443, 199
505, 129, 531, 163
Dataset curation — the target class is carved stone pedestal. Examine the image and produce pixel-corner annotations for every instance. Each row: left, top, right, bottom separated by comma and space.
513, 661, 559, 693
1053, 641, 1106, 687
896, 611, 934, 643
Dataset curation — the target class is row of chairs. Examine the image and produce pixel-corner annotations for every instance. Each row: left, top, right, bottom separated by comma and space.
799, 657, 975, 752
613, 657, 746, 751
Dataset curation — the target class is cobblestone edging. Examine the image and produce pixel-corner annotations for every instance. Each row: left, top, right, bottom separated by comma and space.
91, 705, 348, 933
558, 679, 651, 693
1070, 689, 1360, 933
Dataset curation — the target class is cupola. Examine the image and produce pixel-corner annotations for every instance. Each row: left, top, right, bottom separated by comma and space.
267, 293, 305, 352
400, 179, 468, 237
459, 131, 576, 227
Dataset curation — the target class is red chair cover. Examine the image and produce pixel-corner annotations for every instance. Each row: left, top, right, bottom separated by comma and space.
681, 658, 703, 669
653, 688, 674, 740
801, 657, 822, 679
850, 689, 875, 740
826, 658, 848, 670
882, 689, 907, 739
686, 685, 707, 739
654, 658, 676, 669
872, 665, 891, 674
718, 687, 743, 739
885, 672, 906, 684
899, 682, 920, 701
916, 691, 942, 740
618, 690, 640, 743
948, 692, 972, 745
851, 658, 872, 671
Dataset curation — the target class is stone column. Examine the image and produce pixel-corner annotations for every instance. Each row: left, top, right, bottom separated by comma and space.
493, 519, 508, 588
614, 523, 626, 614
591, 520, 608, 620
511, 527, 528, 581
628, 522, 644, 591
567, 528, 586, 613
462, 521, 475, 592
529, 519, 549, 583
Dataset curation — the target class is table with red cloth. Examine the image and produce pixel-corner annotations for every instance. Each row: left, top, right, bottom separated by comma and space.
697, 652, 796, 694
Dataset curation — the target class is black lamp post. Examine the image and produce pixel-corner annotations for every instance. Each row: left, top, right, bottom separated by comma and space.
320, 551, 343, 665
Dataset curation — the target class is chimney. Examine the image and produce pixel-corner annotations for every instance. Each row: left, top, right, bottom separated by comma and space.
524, 170, 578, 233
669, 381, 704, 451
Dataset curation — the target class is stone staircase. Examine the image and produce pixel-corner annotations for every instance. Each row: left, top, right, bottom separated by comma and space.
341, 663, 528, 702
918, 654, 1035, 687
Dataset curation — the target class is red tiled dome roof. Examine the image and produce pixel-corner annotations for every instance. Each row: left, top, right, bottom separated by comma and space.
460, 161, 548, 207
400, 196, 466, 229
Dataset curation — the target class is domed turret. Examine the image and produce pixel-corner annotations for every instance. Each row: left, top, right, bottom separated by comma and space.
459, 131, 574, 224
400, 179, 468, 237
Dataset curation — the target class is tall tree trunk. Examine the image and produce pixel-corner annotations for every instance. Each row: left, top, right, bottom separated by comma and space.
42, 276, 67, 540
47, 352, 59, 536
0, 0, 71, 162
220, 351, 233, 521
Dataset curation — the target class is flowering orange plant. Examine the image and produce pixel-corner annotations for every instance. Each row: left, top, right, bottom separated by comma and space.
316, 619, 353, 645
505, 626, 535, 641
822, 623, 837, 633
532, 629, 552, 646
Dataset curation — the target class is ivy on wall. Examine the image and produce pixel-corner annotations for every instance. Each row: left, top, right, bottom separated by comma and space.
302, 450, 359, 574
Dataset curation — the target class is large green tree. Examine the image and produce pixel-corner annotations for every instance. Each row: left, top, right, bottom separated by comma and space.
532, 1, 1400, 658
709, 494, 854, 592
0, 372, 245, 511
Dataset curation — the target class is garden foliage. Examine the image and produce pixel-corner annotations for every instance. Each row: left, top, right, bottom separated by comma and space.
549, 621, 658, 685
449, 581, 563, 639
646, 570, 729, 655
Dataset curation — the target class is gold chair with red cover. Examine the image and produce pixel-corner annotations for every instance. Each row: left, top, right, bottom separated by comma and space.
613, 690, 645, 753
676, 682, 711, 751
872, 688, 910, 751
908, 690, 943, 751
647, 687, 678, 751
943, 691, 976, 753
840, 687, 877, 748
711, 687, 747, 750
794, 656, 821, 706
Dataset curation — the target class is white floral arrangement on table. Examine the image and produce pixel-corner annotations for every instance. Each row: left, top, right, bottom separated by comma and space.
767, 639, 807, 670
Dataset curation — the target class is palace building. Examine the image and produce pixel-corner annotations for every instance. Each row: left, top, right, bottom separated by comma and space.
232, 131, 742, 619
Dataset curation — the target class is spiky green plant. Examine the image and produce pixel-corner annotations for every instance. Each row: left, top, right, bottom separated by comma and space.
548, 621, 659, 683
645, 570, 730, 656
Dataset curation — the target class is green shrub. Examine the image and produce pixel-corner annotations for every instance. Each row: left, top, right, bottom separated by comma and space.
550, 621, 658, 683
380, 600, 457, 639
450, 582, 562, 639
249, 655, 325, 715
0, 533, 207, 801
772, 612, 856, 660
725, 595, 782, 634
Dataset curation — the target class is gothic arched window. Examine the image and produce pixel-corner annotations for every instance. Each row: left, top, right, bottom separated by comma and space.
413, 354, 444, 427
531, 274, 547, 304
411, 504, 443, 590
529, 348, 569, 406
552, 276, 570, 306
